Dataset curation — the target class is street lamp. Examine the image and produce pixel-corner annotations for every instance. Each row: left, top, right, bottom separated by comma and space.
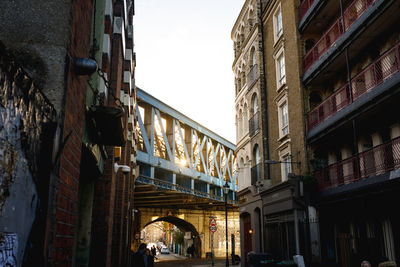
223, 181, 230, 267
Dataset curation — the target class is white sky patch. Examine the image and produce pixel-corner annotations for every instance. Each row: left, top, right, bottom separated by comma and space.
134, 0, 244, 143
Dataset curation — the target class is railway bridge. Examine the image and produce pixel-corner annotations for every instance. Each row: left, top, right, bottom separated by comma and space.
132, 88, 239, 258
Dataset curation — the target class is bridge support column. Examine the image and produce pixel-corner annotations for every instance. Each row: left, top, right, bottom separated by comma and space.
185, 126, 193, 165
150, 166, 154, 179
172, 173, 176, 190
207, 184, 210, 194
166, 117, 174, 162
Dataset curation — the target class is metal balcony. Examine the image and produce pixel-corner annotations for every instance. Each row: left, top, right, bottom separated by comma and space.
299, 0, 317, 21
307, 42, 400, 131
302, 0, 376, 72
251, 163, 261, 185
247, 64, 258, 90
316, 136, 400, 191
248, 112, 260, 137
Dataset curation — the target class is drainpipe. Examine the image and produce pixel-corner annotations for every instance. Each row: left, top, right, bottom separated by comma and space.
294, 209, 300, 255
259, 0, 271, 180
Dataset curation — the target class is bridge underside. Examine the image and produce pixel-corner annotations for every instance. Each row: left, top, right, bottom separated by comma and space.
134, 181, 235, 211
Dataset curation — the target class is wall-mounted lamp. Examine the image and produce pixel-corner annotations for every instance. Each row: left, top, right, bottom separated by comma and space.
74, 58, 98, 75
248, 229, 254, 234
114, 162, 131, 174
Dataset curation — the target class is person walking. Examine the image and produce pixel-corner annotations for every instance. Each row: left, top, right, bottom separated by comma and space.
132, 243, 147, 267
145, 248, 154, 267
151, 245, 157, 258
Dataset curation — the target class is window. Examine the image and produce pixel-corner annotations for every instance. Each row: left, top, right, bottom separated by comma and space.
277, 53, 286, 86
280, 102, 289, 136
282, 155, 292, 181
274, 6, 283, 41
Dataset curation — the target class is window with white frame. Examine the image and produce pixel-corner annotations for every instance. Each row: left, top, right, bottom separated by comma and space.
279, 101, 289, 137
274, 5, 283, 41
282, 154, 292, 181
277, 53, 286, 87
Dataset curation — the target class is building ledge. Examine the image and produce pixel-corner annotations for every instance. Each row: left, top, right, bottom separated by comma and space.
298, 0, 327, 33
318, 168, 400, 199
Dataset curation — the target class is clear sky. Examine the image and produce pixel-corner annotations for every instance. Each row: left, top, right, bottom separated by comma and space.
134, 0, 244, 143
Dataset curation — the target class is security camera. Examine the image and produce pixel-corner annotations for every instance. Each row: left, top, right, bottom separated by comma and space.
114, 163, 131, 174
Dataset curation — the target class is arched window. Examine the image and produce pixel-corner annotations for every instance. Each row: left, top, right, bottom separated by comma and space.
250, 47, 257, 67
239, 157, 245, 188
241, 70, 246, 88
238, 109, 243, 138
253, 145, 260, 165
250, 93, 259, 116
243, 103, 249, 134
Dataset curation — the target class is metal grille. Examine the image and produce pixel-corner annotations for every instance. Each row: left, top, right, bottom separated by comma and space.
248, 112, 259, 137
247, 64, 258, 90
251, 163, 261, 185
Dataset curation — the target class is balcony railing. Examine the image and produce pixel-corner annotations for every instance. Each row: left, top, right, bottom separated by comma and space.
249, 112, 260, 137
247, 64, 258, 90
299, 0, 317, 22
251, 163, 261, 185
307, 42, 400, 131
303, 0, 376, 72
316, 136, 400, 191
351, 43, 400, 100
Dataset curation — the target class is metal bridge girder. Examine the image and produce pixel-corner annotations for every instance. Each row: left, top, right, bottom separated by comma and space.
136, 88, 238, 195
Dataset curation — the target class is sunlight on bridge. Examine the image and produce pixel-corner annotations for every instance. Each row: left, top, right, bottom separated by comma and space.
134, 88, 237, 207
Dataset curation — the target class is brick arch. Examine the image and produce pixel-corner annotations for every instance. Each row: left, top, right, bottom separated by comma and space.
144, 216, 201, 258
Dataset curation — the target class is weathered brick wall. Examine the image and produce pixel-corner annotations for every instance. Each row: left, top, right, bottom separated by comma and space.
0, 43, 57, 267
51, 0, 94, 266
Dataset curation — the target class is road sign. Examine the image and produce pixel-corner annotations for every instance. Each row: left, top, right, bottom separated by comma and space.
210, 225, 217, 233
209, 218, 216, 226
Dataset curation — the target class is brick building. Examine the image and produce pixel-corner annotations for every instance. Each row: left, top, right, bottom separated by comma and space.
232, 0, 308, 265
0, 1, 137, 267
259, 0, 309, 263
231, 0, 265, 264
300, 0, 400, 266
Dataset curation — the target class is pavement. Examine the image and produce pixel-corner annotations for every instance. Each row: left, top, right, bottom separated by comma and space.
155, 253, 241, 267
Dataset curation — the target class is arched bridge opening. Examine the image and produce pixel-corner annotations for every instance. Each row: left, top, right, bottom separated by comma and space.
143, 216, 201, 258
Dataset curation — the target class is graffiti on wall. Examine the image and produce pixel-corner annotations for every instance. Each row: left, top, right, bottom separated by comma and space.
0, 233, 18, 267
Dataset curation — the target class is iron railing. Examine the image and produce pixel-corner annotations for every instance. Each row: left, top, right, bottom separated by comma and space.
303, 0, 376, 72
299, 0, 317, 21
247, 64, 258, 90
307, 42, 400, 131
251, 163, 261, 185
316, 137, 400, 190
249, 112, 260, 137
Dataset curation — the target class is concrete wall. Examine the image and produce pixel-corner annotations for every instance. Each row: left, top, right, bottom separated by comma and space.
0, 0, 73, 114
